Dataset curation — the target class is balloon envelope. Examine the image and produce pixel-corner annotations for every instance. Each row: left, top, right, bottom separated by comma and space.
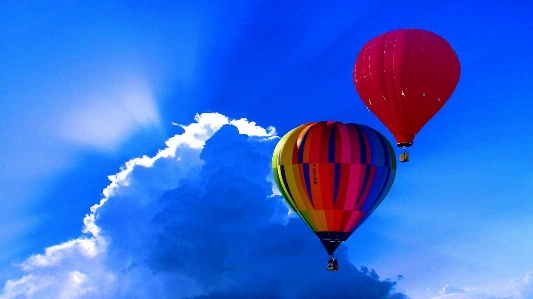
272, 121, 396, 255
353, 28, 461, 147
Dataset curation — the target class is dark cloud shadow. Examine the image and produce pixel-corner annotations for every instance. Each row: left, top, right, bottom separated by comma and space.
147, 125, 407, 298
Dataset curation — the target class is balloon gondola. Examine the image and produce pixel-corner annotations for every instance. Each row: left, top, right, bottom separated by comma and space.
272, 121, 396, 271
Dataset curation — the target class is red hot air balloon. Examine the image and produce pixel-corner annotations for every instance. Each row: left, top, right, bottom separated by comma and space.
272, 121, 396, 271
353, 28, 461, 162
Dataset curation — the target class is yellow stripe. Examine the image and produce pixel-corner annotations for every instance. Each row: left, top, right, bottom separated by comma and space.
313, 209, 328, 231
275, 122, 333, 232
282, 164, 327, 231
279, 124, 308, 165
282, 164, 313, 212
273, 166, 297, 209
299, 210, 317, 231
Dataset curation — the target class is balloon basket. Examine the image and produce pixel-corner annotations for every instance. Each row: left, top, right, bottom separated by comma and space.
400, 148, 410, 162
327, 256, 339, 272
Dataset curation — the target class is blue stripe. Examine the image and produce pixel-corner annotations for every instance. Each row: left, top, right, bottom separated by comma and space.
378, 133, 390, 167
333, 163, 341, 206
280, 165, 295, 204
354, 164, 371, 210
361, 126, 376, 165
328, 124, 336, 163
353, 212, 370, 231
303, 163, 313, 205
367, 168, 395, 214
354, 124, 367, 163
361, 166, 386, 212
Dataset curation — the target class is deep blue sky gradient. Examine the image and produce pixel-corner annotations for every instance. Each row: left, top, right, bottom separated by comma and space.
1, 1, 533, 298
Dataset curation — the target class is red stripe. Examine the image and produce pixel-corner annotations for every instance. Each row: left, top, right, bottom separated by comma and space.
334, 163, 349, 210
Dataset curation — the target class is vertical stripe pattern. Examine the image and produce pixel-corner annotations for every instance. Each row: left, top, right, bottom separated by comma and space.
272, 121, 396, 239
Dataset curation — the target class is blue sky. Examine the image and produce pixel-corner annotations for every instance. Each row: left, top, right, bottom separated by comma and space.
1, 1, 533, 298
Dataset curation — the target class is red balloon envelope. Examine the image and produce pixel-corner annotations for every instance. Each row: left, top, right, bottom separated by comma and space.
353, 28, 461, 147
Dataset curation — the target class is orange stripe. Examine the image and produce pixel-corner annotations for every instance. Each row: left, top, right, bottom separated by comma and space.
299, 124, 311, 163
314, 209, 328, 231
279, 125, 305, 165
324, 210, 335, 230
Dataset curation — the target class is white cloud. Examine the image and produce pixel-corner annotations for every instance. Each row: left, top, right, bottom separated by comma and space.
430, 273, 533, 299
0, 235, 114, 299
431, 285, 489, 299
229, 118, 276, 137
0, 112, 407, 299
440, 284, 467, 295
0, 73, 162, 250
508, 272, 533, 298
0, 113, 275, 299
88, 112, 230, 217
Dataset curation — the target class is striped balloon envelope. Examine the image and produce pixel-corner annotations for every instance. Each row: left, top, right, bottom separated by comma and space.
272, 121, 396, 256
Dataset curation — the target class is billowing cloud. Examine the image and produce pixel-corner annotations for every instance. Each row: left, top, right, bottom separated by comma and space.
508, 272, 533, 298
432, 285, 485, 299
430, 273, 533, 299
228, 118, 277, 137
429, 287, 508, 299
0, 113, 405, 299
0, 236, 115, 299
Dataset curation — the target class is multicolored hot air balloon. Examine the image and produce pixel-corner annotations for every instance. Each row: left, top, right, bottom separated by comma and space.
272, 121, 396, 271
353, 28, 461, 162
